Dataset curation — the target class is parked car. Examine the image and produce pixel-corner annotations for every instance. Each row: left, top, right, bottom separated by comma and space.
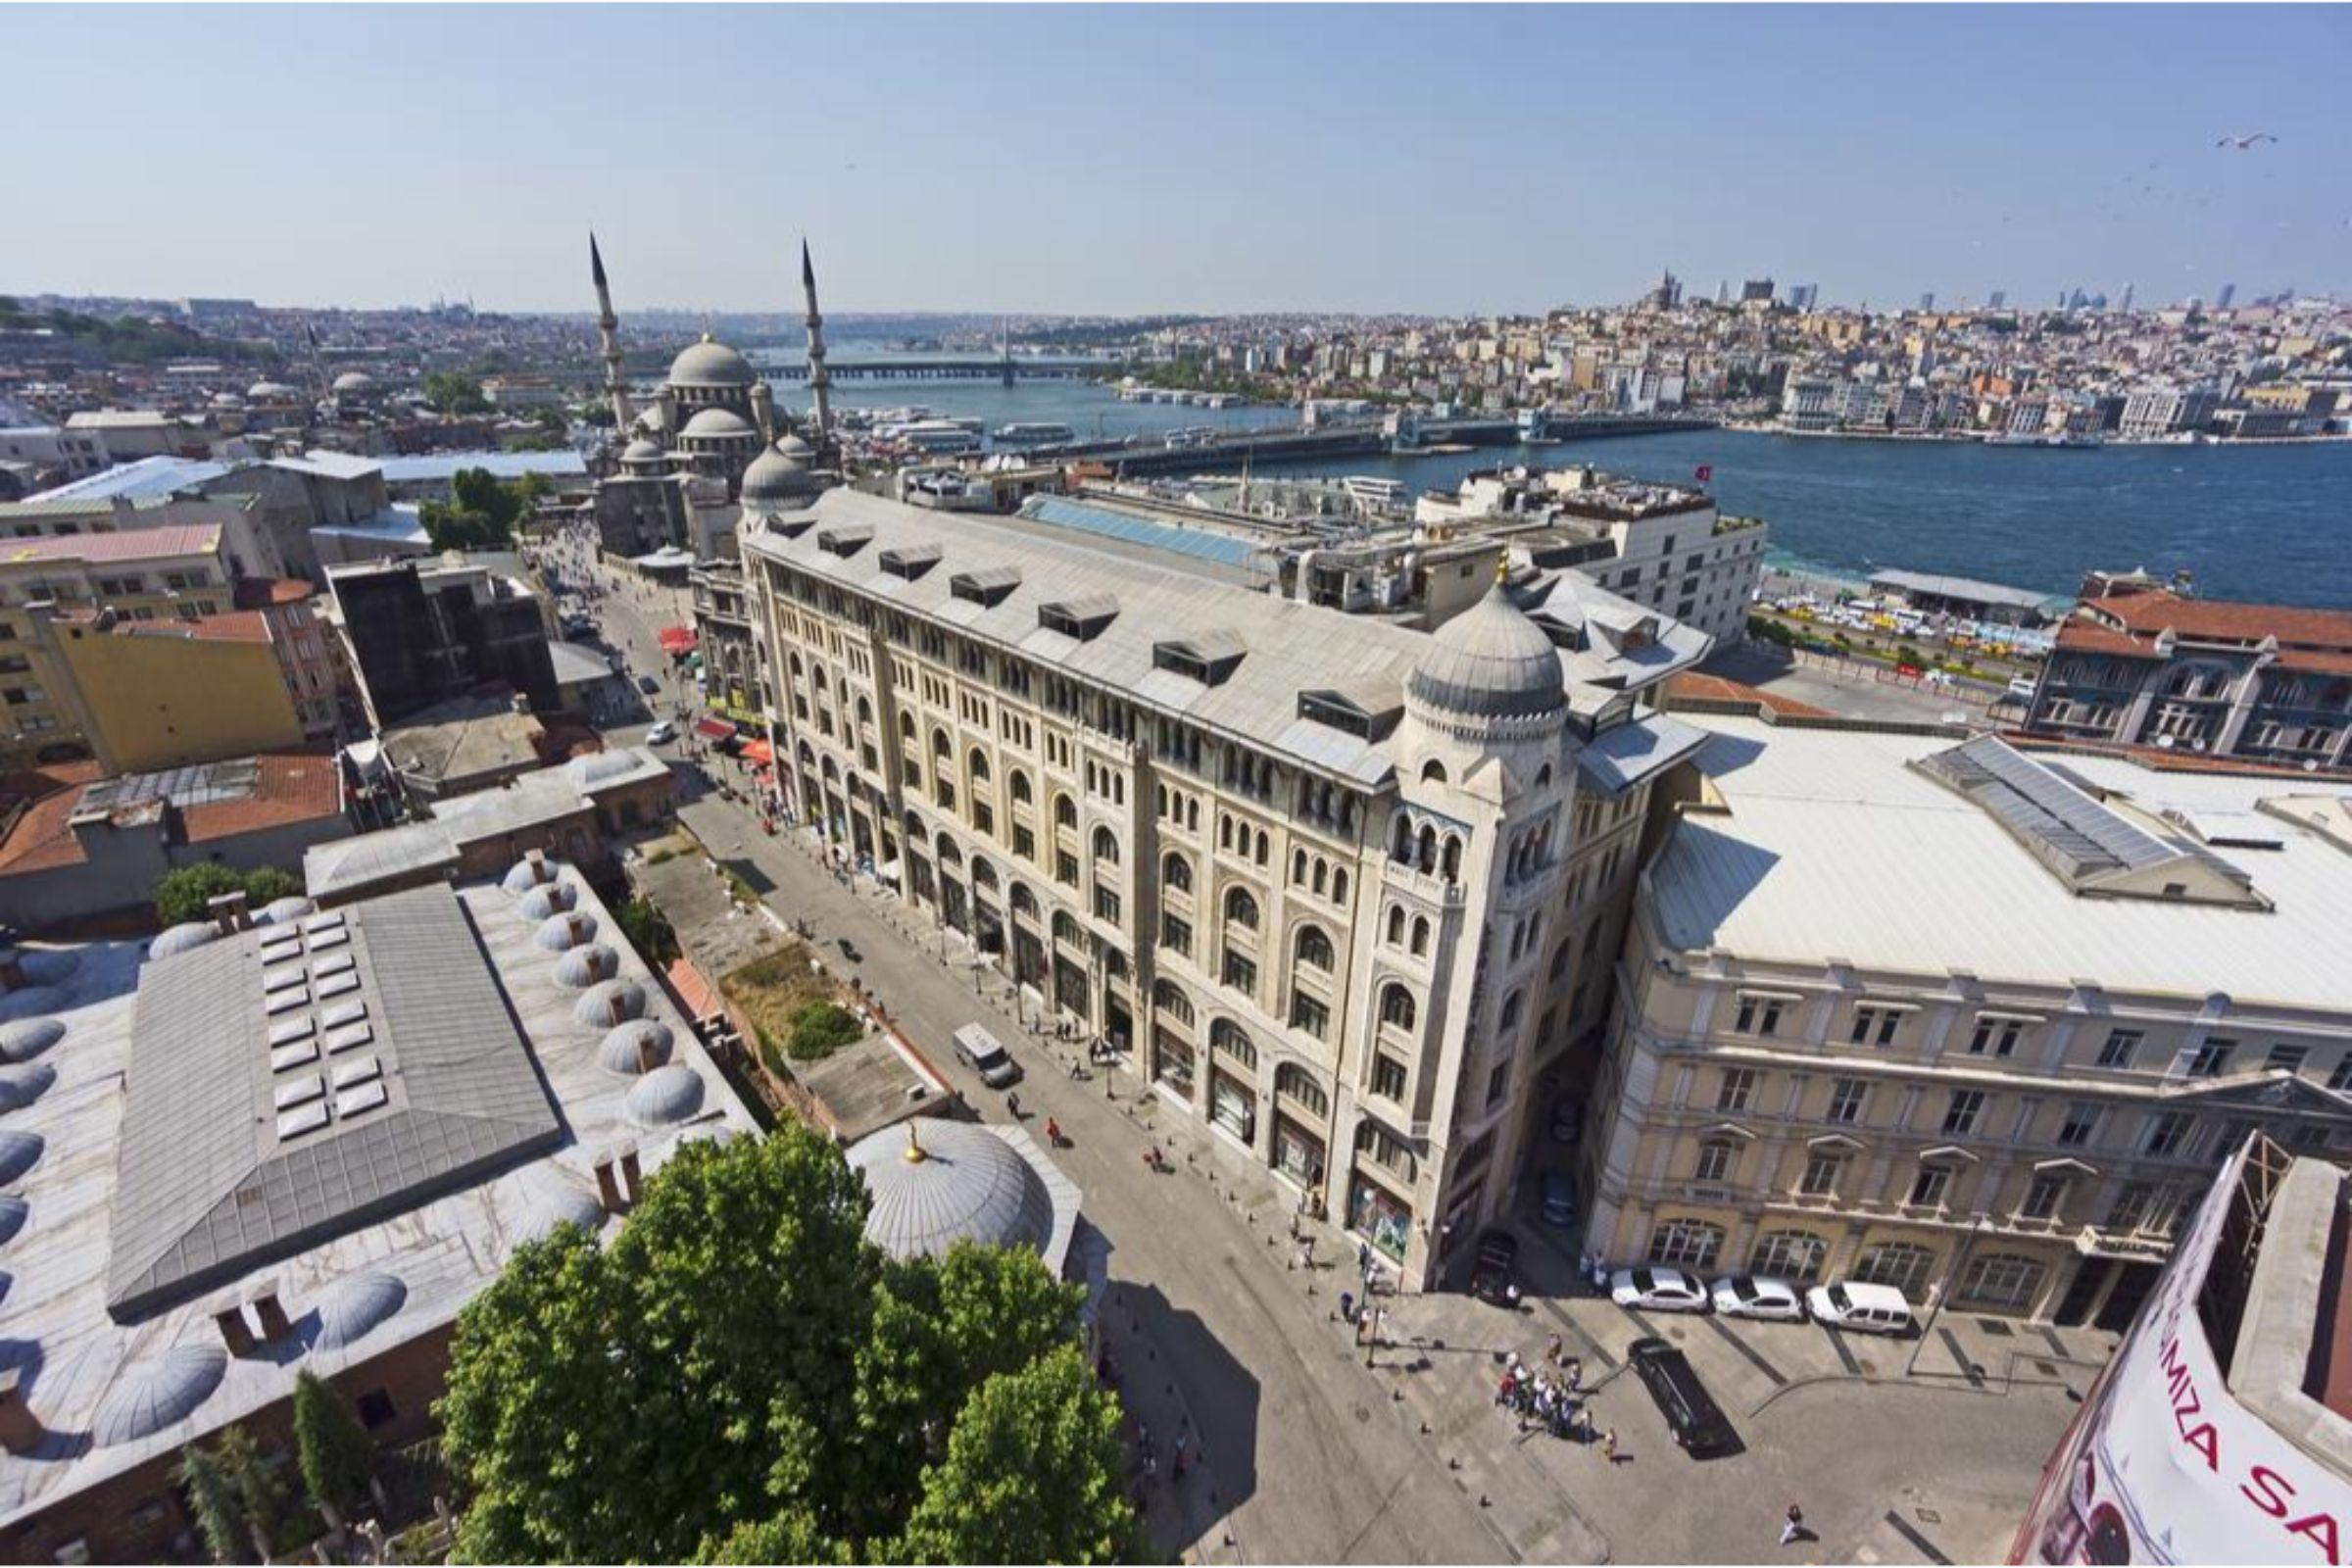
645, 720, 676, 745
1805, 1280, 1915, 1336
2005, 675, 2038, 703
952, 1023, 1021, 1090
1539, 1172, 1579, 1228
1468, 1230, 1521, 1306
637, 674, 661, 695
1549, 1098, 1584, 1145
1609, 1265, 1711, 1313
1709, 1273, 1807, 1322
1627, 1338, 1740, 1458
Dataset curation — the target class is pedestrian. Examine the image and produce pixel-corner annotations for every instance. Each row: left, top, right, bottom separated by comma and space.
1544, 1333, 1563, 1367
1602, 1429, 1619, 1465
1357, 1240, 1373, 1276
1339, 1289, 1355, 1325
1780, 1503, 1804, 1546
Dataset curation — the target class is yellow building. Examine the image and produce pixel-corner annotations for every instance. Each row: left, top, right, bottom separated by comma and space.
39, 608, 304, 772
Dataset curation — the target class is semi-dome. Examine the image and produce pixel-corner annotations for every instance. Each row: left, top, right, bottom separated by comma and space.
846, 1120, 1054, 1263
535, 912, 598, 953
0, 1195, 24, 1249
740, 439, 820, 506
599, 1019, 674, 1075
256, 896, 317, 926
93, 1346, 227, 1447
0, 1130, 43, 1184
554, 945, 619, 988
1405, 586, 1568, 722
626, 1063, 705, 1127
573, 979, 646, 1027
0, 1063, 57, 1111
621, 436, 669, 466
15, 951, 77, 985
667, 337, 758, 388
150, 922, 220, 960
312, 1272, 408, 1352
680, 406, 757, 440
0, 989, 67, 1024
0, 1018, 63, 1062
516, 882, 578, 921
503, 857, 560, 896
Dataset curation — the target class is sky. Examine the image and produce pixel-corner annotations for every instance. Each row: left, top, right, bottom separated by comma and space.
7, 4, 2349, 317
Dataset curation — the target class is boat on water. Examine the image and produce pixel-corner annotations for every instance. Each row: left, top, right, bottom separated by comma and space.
994, 421, 1077, 447
1987, 430, 2105, 450
881, 416, 986, 456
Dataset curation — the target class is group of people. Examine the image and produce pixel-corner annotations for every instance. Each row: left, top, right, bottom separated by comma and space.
1494, 1338, 1598, 1445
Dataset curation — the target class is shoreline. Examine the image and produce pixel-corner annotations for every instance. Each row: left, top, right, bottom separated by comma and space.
1720, 420, 2352, 448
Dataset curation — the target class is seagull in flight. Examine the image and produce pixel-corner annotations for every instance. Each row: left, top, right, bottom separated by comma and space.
2216, 132, 2278, 149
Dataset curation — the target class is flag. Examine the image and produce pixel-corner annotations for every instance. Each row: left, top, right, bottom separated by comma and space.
1693, 464, 1713, 483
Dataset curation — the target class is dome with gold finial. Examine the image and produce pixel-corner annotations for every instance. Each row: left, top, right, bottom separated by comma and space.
845, 1118, 1054, 1262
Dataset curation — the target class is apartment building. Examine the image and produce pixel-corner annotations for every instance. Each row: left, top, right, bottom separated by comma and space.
1585, 717, 2352, 1329
743, 489, 1712, 1288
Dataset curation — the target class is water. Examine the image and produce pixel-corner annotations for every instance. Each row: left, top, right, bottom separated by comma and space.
764, 350, 2352, 608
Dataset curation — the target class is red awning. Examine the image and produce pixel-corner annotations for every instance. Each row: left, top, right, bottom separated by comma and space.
659, 625, 698, 655
693, 716, 736, 742
741, 738, 773, 766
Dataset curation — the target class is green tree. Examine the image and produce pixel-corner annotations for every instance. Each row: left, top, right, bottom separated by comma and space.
692, 1509, 853, 1566
291, 1369, 376, 1530
244, 865, 300, 907
892, 1346, 1143, 1566
214, 1423, 299, 1558
421, 467, 529, 551
787, 1000, 863, 1059
423, 370, 491, 415
175, 1440, 248, 1564
614, 896, 678, 965
154, 862, 247, 925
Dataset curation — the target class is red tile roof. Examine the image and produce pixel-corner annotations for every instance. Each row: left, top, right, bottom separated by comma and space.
234, 576, 318, 610
1665, 671, 1834, 719
0, 750, 342, 875
2054, 620, 2165, 659
2090, 589, 2352, 651
0, 524, 223, 565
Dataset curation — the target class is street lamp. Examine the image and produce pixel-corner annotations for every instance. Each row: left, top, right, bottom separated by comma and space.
1905, 1214, 1993, 1378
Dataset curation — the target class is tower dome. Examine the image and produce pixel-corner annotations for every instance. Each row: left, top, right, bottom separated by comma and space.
667, 336, 757, 388
680, 407, 757, 440
740, 438, 821, 507
846, 1120, 1054, 1263
1405, 586, 1568, 722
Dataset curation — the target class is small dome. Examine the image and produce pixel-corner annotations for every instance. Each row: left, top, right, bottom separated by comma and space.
680, 407, 757, 440
572, 979, 646, 1027
516, 882, 578, 921
248, 379, 297, 400
0, 1195, 24, 1249
566, 750, 644, 788
627, 1063, 706, 1127
312, 1273, 408, 1352
667, 337, 758, 388
554, 945, 619, 988
0, 1063, 57, 1111
621, 436, 669, 466
330, 370, 378, 395
599, 1019, 674, 1075
1405, 586, 1568, 722
0, 1131, 43, 1184
740, 440, 820, 506
0, 989, 67, 1024
150, 922, 220, 960
256, 897, 317, 926
15, 952, 77, 986
503, 858, 560, 896
534, 912, 598, 953
93, 1346, 227, 1447
778, 432, 816, 461
516, 1178, 606, 1245
846, 1120, 1054, 1263
0, 1018, 63, 1063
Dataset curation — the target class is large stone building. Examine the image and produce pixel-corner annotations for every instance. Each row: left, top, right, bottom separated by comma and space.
2023, 573, 2352, 773
1585, 715, 2352, 1328
742, 487, 1711, 1288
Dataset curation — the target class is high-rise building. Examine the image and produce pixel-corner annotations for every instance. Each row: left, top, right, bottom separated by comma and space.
1988, 290, 2007, 309
1918, 291, 1936, 312
2120, 282, 2135, 313
1785, 283, 1818, 312
1739, 278, 1777, 304
2217, 281, 2237, 309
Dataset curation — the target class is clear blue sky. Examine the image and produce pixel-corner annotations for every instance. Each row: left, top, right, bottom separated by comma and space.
8, 5, 2347, 316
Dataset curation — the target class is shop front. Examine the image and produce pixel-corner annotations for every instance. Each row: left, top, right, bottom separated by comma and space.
1208, 1067, 1256, 1146
1272, 1112, 1326, 1190
1349, 1168, 1414, 1263
1152, 1027, 1197, 1102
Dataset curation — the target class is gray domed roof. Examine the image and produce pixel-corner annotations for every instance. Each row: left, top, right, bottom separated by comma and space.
518, 1179, 607, 1245
15, 951, 77, 986
740, 440, 820, 506
0, 988, 67, 1023
150, 922, 220, 960
573, 979, 647, 1027
313, 1273, 408, 1352
681, 406, 757, 440
93, 1346, 226, 1447
0, 1063, 57, 1111
1405, 586, 1567, 721
248, 379, 298, 400
621, 436, 669, 466
0, 1130, 43, 1184
516, 882, 578, 921
566, 750, 644, 787
600, 1019, 674, 1075
503, 857, 560, 896
668, 337, 758, 388
0, 1017, 63, 1062
847, 1120, 1054, 1263
535, 912, 598, 953
0, 1195, 24, 1249
554, 945, 620, 989
626, 1063, 705, 1127
257, 896, 317, 926
330, 370, 377, 394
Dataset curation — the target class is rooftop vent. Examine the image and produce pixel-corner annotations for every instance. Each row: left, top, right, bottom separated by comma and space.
816, 524, 873, 558
1039, 594, 1118, 641
1152, 630, 1246, 685
879, 543, 943, 580
951, 565, 1020, 607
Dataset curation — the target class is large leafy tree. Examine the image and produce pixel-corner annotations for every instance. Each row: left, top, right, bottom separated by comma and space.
438, 1125, 1125, 1564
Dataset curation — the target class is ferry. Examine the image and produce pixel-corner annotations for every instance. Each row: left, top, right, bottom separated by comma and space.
993, 421, 1077, 448
882, 417, 986, 456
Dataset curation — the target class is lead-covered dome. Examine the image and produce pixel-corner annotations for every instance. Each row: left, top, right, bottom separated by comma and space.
312, 1273, 408, 1352
668, 337, 757, 388
626, 1063, 705, 1127
740, 438, 820, 507
1405, 586, 1567, 722
92, 1345, 226, 1446
621, 436, 669, 466
846, 1120, 1054, 1263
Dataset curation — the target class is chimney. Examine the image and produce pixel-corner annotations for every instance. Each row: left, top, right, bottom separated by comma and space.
635, 1036, 660, 1073
214, 1302, 260, 1356
618, 1146, 644, 1203
0, 1366, 41, 1457
592, 1154, 624, 1212
250, 1282, 293, 1343
208, 889, 252, 934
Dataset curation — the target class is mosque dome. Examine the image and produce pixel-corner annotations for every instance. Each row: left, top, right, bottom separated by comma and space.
667, 337, 758, 388
0, 1063, 57, 1111
257, 896, 317, 926
0, 1018, 63, 1063
503, 857, 560, 896
599, 1019, 674, 1075
516, 882, 579, 922
626, 1063, 705, 1127
0, 1195, 24, 1250
621, 436, 669, 466
330, 370, 378, 396
0, 989, 67, 1024
149, 922, 220, 961
15, 951, 76, 986
248, 379, 298, 401
573, 979, 647, 1028
846, 1119, 1054, 1263
680, 407, 757, 440
312, 1273, 408, 1352
554, 945, 620, 989
0, 1131, 44, 1185
1404, 586, 1568, 723
740, 439, 821, 507
516, 1175, 607, 1245
92, 1346, 227, 1447
534, 912, 598, 953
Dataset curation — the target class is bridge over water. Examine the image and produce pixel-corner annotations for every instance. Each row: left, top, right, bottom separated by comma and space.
762, 358, 1100, 381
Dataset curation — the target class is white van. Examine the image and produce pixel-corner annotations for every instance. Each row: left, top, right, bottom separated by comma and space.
1805, 1279, 1914, 1336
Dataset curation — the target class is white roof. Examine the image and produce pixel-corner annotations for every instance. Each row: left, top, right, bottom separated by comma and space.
1648, 715, 2352, 1011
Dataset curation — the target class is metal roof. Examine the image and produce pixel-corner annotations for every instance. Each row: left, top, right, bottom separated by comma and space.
1020, 494, 1263, 569
373, 451, 586, 484
26, 456, 228, 504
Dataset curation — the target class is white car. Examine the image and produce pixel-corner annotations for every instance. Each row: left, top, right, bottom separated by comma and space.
645, 720, 676, 745
1709, 1273, 1807, 1322
1609, 1265, 1710, 1313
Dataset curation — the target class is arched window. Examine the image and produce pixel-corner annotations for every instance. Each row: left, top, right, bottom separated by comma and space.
1410, 916, 1431, 956
857, 696, 874, 727
1646, 1219, 1725, 1271
971, 857, 999, 890
899, 711, 916, 743
1210, 1019, 1257, 1070
1851, 1242, 1936, 1298
1311, 858, 1328, 896
1153, 980, 1194, 1026
931, 728, 952, 760
967, 748, 990, 783
1253, 829, 1269, 865
1386, 906, 1406, 945
1747, 1230, 1830, 1283
1010, 882, 1039, 916
1535, 762, 1551, 789
1550, 939, 1574, 980
1415, 823, 1437, 872
1223, 887, 1259, 930
1331, 867, 1348, 903
1092, 826, 1120, 865
904, 808, 924, 840
1293, 848, 1309, 885
936, 834, 962, 866
1009, 768, 1033, 805
1053, 910, 1083, 946
1163, 853, 1193, 893
1421, 759, 1448, 785
1054, 794, 1078, 830
1497, 990, 1523, 1032
1441, 835, 1463, 882
1275, 1063, 1329, 1120
1380, 983, 1417, 1030
1295, 924, 1335, 972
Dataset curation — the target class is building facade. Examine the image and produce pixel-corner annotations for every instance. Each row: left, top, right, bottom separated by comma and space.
743, 489, 1711, 1289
